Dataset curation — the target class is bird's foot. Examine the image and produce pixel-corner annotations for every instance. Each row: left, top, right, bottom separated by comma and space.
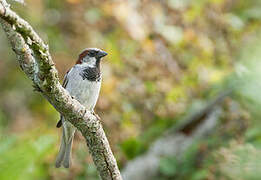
32, 84, 42, 92
92, 111, 100, 120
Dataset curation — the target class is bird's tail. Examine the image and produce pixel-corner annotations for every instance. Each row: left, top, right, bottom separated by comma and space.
55, 119, 76, 168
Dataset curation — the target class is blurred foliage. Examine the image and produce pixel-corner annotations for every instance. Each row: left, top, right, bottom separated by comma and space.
216, 142, 261, 180
157, 31, 261, 180
0, 0, 261, 179
0, 133, 56, 180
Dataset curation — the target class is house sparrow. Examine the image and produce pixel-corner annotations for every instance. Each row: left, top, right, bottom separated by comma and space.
55, 48, 108, 168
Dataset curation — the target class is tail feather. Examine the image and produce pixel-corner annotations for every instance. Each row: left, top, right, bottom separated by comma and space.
62, 137, 73, 168
55, 119, 75, 168
55, 130, 66, 168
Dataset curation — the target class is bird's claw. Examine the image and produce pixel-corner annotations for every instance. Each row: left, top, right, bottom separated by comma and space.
92, 111, 100, 120
32, 84, 42, 92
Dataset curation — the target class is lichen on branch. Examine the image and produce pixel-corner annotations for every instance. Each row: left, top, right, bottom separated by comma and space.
0, 0, 122, 179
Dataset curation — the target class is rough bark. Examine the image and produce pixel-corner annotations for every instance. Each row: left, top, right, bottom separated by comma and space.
0, 1, 122, 179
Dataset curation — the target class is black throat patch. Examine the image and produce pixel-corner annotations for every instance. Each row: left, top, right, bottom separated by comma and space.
79, 66, 101, 82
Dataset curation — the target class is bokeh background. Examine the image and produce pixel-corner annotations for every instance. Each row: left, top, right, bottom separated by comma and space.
1, 0, 261, 179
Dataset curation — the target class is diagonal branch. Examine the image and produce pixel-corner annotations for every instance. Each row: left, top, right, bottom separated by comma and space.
0, 0, 122, 179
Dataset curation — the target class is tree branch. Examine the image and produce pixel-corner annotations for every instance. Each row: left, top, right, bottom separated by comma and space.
0, 1, 122, 179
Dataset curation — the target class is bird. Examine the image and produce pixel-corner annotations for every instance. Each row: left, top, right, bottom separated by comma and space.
55, 48, 108, 168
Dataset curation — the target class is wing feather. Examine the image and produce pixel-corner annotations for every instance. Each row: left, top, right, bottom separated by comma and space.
56, 68, 72, 128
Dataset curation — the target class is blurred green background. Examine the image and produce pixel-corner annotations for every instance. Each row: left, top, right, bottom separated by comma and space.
0, 0, 261, 179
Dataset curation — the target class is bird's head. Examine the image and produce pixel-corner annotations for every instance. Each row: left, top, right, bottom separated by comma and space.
76, 48, 108, 67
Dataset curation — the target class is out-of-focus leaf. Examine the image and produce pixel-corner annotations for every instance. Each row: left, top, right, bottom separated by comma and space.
120, 137, 143, 160
145, 81, 156, 94
159, 157, 178, 176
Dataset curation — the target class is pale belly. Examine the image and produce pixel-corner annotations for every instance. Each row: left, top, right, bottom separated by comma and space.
65, 66, 101, 111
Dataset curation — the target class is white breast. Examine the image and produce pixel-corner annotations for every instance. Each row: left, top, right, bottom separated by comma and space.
65, 65, 101, 110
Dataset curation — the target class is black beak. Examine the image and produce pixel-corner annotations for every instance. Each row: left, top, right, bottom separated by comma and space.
97, 50, 108, 58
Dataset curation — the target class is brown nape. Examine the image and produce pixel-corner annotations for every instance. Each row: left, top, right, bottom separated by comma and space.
76, 49, 90, 64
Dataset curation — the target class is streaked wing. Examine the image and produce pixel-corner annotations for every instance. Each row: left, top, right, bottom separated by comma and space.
57, 68, 72, 128
62, 69, 71, 88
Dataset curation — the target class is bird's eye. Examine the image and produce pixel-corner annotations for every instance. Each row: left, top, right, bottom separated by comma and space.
89, 51, 96, 57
